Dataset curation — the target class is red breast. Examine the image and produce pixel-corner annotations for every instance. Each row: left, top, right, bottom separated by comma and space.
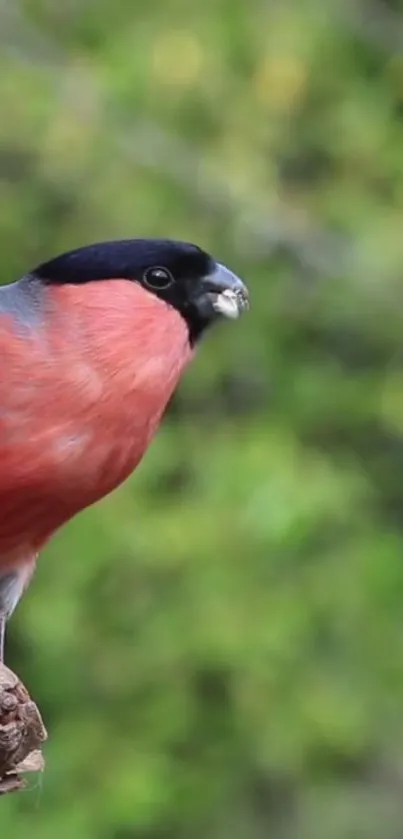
0, 279, 193, 562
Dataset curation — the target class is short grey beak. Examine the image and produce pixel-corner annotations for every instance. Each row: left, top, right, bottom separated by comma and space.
207, 263, 249, 320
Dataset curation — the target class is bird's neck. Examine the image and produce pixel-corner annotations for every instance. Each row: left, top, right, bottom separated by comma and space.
44, 278, 192, 387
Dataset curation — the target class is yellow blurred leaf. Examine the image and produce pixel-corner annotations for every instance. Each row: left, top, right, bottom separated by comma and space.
254, 55, 306, 111
152, 30, 204, 88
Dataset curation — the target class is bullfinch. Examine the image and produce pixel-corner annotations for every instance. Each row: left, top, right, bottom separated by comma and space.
0, 238, 249, 663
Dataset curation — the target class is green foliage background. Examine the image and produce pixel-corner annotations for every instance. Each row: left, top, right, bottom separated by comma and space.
2, 1, 403, 836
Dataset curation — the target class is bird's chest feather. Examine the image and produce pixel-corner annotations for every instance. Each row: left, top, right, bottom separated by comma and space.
0, 281, 192, 545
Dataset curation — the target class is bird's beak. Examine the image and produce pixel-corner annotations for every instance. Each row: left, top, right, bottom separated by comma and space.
198, 263, 249, 321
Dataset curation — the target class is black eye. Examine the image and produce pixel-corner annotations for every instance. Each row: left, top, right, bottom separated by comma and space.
143, 266, 174, 290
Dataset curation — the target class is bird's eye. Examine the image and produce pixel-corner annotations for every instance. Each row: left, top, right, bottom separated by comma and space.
143, 266, 174, 290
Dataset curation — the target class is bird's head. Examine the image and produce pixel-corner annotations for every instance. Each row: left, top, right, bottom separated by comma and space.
33, 238, 249, 345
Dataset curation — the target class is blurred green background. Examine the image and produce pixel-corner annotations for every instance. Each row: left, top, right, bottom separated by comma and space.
2, 0, 403, 837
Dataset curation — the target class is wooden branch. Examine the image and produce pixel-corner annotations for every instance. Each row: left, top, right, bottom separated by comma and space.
0, 664, 47, 794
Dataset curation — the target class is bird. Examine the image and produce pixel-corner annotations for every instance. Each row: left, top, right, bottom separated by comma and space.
0, 238, 248, 664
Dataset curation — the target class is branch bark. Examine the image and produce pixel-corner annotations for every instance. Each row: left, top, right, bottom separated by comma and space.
0, 664, 47, 794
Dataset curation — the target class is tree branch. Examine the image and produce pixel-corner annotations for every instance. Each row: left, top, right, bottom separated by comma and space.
0, 664, 47, 795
